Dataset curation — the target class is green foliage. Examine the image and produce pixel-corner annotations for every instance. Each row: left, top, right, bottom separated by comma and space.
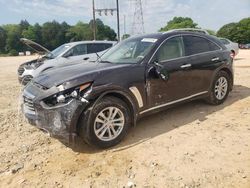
160, 17, 198, 31
66, 21, 92, 41
205, 29, 216, 36
9, 49, 18, 56
3, 24, 22, 53
0, 27, 6, 53
217, 18, 250, 44
122, 34, 130, 40
94, 19, 117, 40
41, 20, 69, 50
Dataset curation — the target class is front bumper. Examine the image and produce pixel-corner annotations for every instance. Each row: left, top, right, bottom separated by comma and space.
22, 84, 88, 144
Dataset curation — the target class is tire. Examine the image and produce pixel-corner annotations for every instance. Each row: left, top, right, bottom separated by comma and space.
206, 71, 230, 105
79, 96, 131, 148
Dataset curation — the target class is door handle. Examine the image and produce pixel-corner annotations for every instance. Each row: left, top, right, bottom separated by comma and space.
180, 64, 191, 69
211, 57, 220, 62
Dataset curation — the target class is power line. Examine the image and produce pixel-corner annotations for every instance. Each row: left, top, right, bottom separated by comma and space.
92, 0, 120, 41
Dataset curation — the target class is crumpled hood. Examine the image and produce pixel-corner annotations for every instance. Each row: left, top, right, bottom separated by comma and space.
34, 62, 130, 89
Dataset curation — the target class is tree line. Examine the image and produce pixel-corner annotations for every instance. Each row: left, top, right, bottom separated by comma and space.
160, 17, 250, 44
0, 19, 116, 56
0, 17, 249, 56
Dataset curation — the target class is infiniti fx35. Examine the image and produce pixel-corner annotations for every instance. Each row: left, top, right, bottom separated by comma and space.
22, 30, 234, 148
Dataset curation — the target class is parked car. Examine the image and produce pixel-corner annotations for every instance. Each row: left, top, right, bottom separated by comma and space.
219, 38, 239, 58
18, 39, 116, 85
22, 31, 234, 148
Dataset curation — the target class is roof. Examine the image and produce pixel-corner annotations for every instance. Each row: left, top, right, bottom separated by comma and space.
65, 40, 117, 46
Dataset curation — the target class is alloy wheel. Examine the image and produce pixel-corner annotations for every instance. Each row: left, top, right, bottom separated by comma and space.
94, 107, 125, 141
215, 76, 228, 100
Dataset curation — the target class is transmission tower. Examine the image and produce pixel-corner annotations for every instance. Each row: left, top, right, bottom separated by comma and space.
131, 0, 145, 35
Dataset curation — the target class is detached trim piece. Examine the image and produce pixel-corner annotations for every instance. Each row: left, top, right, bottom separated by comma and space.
129, 87, 144, 108
140, 91, 208, 114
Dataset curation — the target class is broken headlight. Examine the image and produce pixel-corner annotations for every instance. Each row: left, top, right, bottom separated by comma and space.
44, 82, 92, 106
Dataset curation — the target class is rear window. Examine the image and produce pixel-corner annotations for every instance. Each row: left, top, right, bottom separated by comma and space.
183, 36, 220, 56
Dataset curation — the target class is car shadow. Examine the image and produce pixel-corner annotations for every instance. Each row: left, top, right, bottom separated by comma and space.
72, 85, 250, 153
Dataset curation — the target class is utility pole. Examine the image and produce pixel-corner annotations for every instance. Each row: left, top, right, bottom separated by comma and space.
92, 0, 121, 41
116, 0, 120, 41
92, 0, 96, 40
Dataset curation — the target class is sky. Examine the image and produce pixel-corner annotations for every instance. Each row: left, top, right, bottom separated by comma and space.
0, 0, 249, 35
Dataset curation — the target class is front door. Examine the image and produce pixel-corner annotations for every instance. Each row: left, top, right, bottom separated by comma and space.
146, 36, 197, 108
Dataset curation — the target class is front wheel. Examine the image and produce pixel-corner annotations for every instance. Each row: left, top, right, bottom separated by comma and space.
79, 96, 131, 148
206, 71, 230, 105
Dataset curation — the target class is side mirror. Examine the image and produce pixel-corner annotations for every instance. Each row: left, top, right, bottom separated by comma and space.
63, 51, 73, 58
153, 61, 169, 81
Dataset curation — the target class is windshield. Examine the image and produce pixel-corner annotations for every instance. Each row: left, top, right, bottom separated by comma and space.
46, 44, 71, 59
100, 37, 157, 64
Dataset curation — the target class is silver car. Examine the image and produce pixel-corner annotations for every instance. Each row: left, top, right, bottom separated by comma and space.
18, 39, 116, 85
219, 38, 239, 58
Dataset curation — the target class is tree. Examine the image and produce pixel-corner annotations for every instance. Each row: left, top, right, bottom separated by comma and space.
3, 24, 22, 54
41, 21, 69, 50
217, 18, 250, 44
217, 23, 238, 40
94, 19, 117, 40
19, 20, 30, 31
0, 27, 6, 53
66, 21, 92, 41
22, 26, 37, 41
160, 17, 198, 31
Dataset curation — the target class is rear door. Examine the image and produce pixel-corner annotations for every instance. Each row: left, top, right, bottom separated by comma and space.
182, 35, 223, 93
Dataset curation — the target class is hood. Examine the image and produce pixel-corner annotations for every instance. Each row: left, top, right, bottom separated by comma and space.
34, 62, 130, 89
21, 38, 50, 54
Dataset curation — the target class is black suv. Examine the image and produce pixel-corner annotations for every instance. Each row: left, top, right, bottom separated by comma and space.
22, 31, 234, 148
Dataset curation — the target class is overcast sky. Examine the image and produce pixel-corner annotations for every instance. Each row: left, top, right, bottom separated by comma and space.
0, 0, 249, 35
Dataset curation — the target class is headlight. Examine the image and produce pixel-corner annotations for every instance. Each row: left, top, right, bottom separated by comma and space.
44, 82, 92, 106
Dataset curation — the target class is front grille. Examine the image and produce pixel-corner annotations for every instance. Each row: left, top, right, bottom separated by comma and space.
23, 96, 35, 112
18, 66, 25, 76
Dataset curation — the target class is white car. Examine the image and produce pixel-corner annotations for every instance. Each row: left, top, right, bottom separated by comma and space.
219, 38, 239, 58
18, 39, 116, 85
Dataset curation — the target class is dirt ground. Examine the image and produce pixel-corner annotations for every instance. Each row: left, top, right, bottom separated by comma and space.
0, 50, 250, 188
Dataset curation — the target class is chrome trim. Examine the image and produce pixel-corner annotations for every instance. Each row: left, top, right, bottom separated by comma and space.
139, 91, 208, 114
180, 64, 191, 68
129, 86, 144, 108
148, 34, 223, 64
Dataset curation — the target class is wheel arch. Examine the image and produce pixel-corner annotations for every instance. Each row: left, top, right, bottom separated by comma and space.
220, 67, 234, 91
76, 89, 139, 135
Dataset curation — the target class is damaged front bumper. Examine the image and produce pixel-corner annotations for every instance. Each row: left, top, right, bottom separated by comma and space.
22, 83, 89, 144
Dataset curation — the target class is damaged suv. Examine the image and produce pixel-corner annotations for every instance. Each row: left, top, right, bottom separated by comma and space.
22, 31, 234, 148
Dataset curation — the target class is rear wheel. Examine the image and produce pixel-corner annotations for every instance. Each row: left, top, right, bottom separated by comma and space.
206, 71, 230, 105
79, 96, 131, 148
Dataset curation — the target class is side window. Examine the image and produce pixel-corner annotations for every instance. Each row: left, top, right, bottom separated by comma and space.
105, 43, 113, 49
183, 36, 220, 56
87, 44, 106, 54
156, 36, 184, 62
74, 44, 87, 56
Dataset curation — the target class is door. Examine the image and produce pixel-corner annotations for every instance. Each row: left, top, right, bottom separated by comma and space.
147, 36, 196, 107
182, 35, 223, 93
66, 44, 88, 62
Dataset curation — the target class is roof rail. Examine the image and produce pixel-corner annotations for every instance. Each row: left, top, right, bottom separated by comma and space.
165, 28, 209, 35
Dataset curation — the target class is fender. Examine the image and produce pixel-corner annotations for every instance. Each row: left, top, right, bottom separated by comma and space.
84, 84, 140, 126
209, 64, 234, 92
